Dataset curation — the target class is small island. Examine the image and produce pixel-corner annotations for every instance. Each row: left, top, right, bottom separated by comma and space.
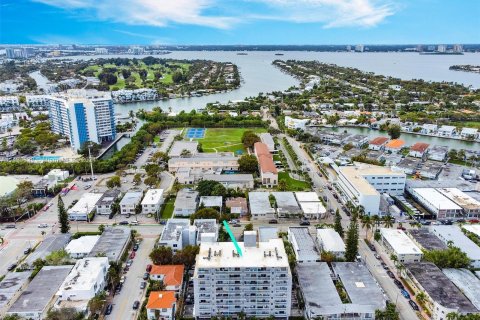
449, 65, 480, 74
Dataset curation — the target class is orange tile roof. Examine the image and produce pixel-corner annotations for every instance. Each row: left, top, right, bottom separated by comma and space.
385, 139, 405, 149
254, 142, 271, 157
150, 265, 184, 287
147, 291, 176, 310
410, 142, 430, 152
369, 136, 389, 145
258, 154, 278, 174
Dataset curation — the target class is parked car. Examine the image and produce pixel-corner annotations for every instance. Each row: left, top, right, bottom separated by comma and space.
7, 263, 17, 271
119, 221, 129, 225
133, 301, 140, 310
299, 220, 310, 226
84, 185, 91, 190
268, 219, 278, 224
409, 300, 420, 311
38, 223, 48, 228
394, 279, 404, 289
133, 244, 139, 251
140, 281, 147, 289
381, 262, 389, 270
146, 264, 152, 272
130, 221, 139, 226
23, 248, 31, 254
374, 253, 381, 260
401, 289, 410, 299
126, 259, 133, 267
105, 304, 113, 315
387, 271, 395, 279
233, 223, 241, 227
120, 276, 126, 284
130, 252, 136, 259
5, 224, 16, 229
143, 272, 149, 280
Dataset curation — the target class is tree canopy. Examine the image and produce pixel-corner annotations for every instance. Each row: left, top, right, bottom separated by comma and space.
423, 246, 471, 268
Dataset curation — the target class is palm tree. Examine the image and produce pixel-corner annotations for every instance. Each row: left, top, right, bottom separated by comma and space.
361, 215, 373, 239
372, 214, 381, 232
390, 254, 398, 267
383, 215, 394, 228
416, 291, 427, 306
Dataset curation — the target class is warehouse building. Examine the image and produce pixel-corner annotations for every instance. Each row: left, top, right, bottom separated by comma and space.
443, 268, 480, 311
409, 188, 463, 220
436, 188, 480, 219
380, 228, 423, 263
407, 228, 447, 251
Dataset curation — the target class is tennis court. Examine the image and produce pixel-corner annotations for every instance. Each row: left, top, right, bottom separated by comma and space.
185, 128, 206, 139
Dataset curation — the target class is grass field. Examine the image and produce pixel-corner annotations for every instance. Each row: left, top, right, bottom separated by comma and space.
278, 172, 310, 191
189, 128, 267, 153
160, 197, 175, 219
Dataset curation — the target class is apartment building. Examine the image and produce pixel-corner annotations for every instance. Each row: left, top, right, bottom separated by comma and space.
120, 191, 143, 215
168, 153, 239, 172
254, 142, 278, 187
193, 235, 292, 319
380, 228, 423, 263
146, 291, 177, 320
46, 89, 116, 150
316, 229, 346, 259
260, 132, 276, 153
141, 189, 164, 215
336, 163, 406, 216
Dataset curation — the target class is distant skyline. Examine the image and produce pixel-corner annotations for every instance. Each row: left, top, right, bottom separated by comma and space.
1, 0, 479, 45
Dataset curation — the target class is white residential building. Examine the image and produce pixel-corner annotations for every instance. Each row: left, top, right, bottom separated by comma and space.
380, 228, 423, 263
46, 90, 116, 150
95, 189, 121, 215
65, 236, 100, 259
141, 189, 164, 215
295, 192, 326, 220
285, 116, 309, 130
67, 193, 103, 221
409, 188, 463, 219
460, 128, 479, 139
430, 226, 480, 268
316, 229, 345, 259
158, 219, 194, 252
168, 153, 239, 172
336, 163, 406, 216
193, 236, 292, 319
120, 191, 143, 215
437, 125, 457, 137
26, 95, 50, 109
0, 96, 20, 111
288, 227, 319, 263
56, 257, 109, 308
111, 88, 158, 102
421, 124, 438, 135
199, 196, 223, 211
46, 169, 70, 182
173, 188, 199, 216
249, 192, 276, 220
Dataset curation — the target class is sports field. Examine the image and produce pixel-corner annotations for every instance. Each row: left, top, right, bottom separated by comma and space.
190, 128, 267, 154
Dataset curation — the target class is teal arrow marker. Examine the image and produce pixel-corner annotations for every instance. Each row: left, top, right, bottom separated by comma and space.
223, 220, 243, 257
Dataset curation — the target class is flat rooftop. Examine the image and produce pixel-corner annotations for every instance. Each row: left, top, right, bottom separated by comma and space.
88, 227, 130, 262
430, 225, 480, 261
436, 188, 480, 210
258, 226, 279, 242
288, 227, 318, 262
249, 192, 275, 215
174, 188, 198, 211
26, 234, 71, 266
195, 238, 290, 268
0, 271, 32, 311
300, 202, 326, 215
142, 189, 164, 205
464, 225, 480, 238
57, 257, 109, 294
65, 235, 100, 255
405, 262, 478, 313
160, 219, 190, 241
120, 191, 143, 205
316, 229, 345, 253
8, 266, 73, 314
407, 228, 447, 251
168, 141, 198, 157
380, 228, 422, 255
297, 262, 384, 318
194, 219, 218, 239
68, 192, 103, 215
443, 268, 480, 310
295, 191, 321, 202
96, 189, 120, 206
271, 192, 301, 214
202, 173, 254, 182
199, 196, 223, 208
412, 188, 462, 210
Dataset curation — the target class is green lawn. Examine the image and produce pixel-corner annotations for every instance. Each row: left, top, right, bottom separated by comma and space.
160, 197, 175, 219
190, 128, 267, 154
278, 172, 310, 191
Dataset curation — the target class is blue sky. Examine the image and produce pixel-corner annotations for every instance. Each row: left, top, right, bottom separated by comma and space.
1, 0, 479, 45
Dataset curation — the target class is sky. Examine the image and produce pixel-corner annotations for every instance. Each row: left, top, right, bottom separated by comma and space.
1, 0, 479, 45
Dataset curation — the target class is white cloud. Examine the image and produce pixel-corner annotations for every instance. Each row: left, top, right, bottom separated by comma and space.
250, 0, 396, 28
34, 0, 238, 29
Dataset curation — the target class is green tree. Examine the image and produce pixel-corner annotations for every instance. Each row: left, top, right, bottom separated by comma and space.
172, 245, 200, 269
150, 246, 174, 265
45, 249, 70, 265
238, 154, 259, 173
277, 179, 287, 191
345, 218, 359, 262
46, 307, 83, 320
321, 250, 336, 263
88, 291, 106, 315
334, 209, 344, 238
423, 246, 471, 268
197, 180, 223, 196
78, 141, 101, 157
58, 196, 70, 234
133, 173, 142, 185
387, 124, 401, 140
106, 176, 121, 188
98, 224, 105, 233
190, 208, 220, 222
361, 215, 373, 239
144, 176, 159, 187
241, 131, 260, 149
383, 215, 394, 228
244, 223, 253, 231
375, 303, 400, 320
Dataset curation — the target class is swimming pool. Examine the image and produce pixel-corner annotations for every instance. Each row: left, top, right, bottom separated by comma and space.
31, 155, 62, 162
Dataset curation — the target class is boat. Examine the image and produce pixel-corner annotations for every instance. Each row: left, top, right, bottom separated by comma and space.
237, 52, 248, 55
275, 53, 284, 56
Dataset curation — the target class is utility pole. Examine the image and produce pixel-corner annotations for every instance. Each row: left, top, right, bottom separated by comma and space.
88, 144, 95, 181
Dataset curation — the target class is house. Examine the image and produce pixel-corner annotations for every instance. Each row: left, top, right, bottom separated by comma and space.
120, 191, 143, 215
46, 169, 69, 182
460, 128, 479, 140
96, 189, 121, 215
67, 193, 103, 221
384, 139, 405, 153
438, 125, 457, 137
285, 116, 309, 130
225, 197, 248, 216
421, 124, 438, 135
65, 235, 100, 259
254, 142, 278, 187
193, 219, 218, 244
409, 188, 463, 219
428, 145, 449, 162
141, 189, 164, 215
271, 192, 302, 218
158, 219, 192, 251
409, 142, 430, 158
260, 132, 276, 153
199, 196, 223, 211
149, 265, 184, 291
249, 192, 276, 220
146, 291, 176, 320
173, 189, 199, 216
